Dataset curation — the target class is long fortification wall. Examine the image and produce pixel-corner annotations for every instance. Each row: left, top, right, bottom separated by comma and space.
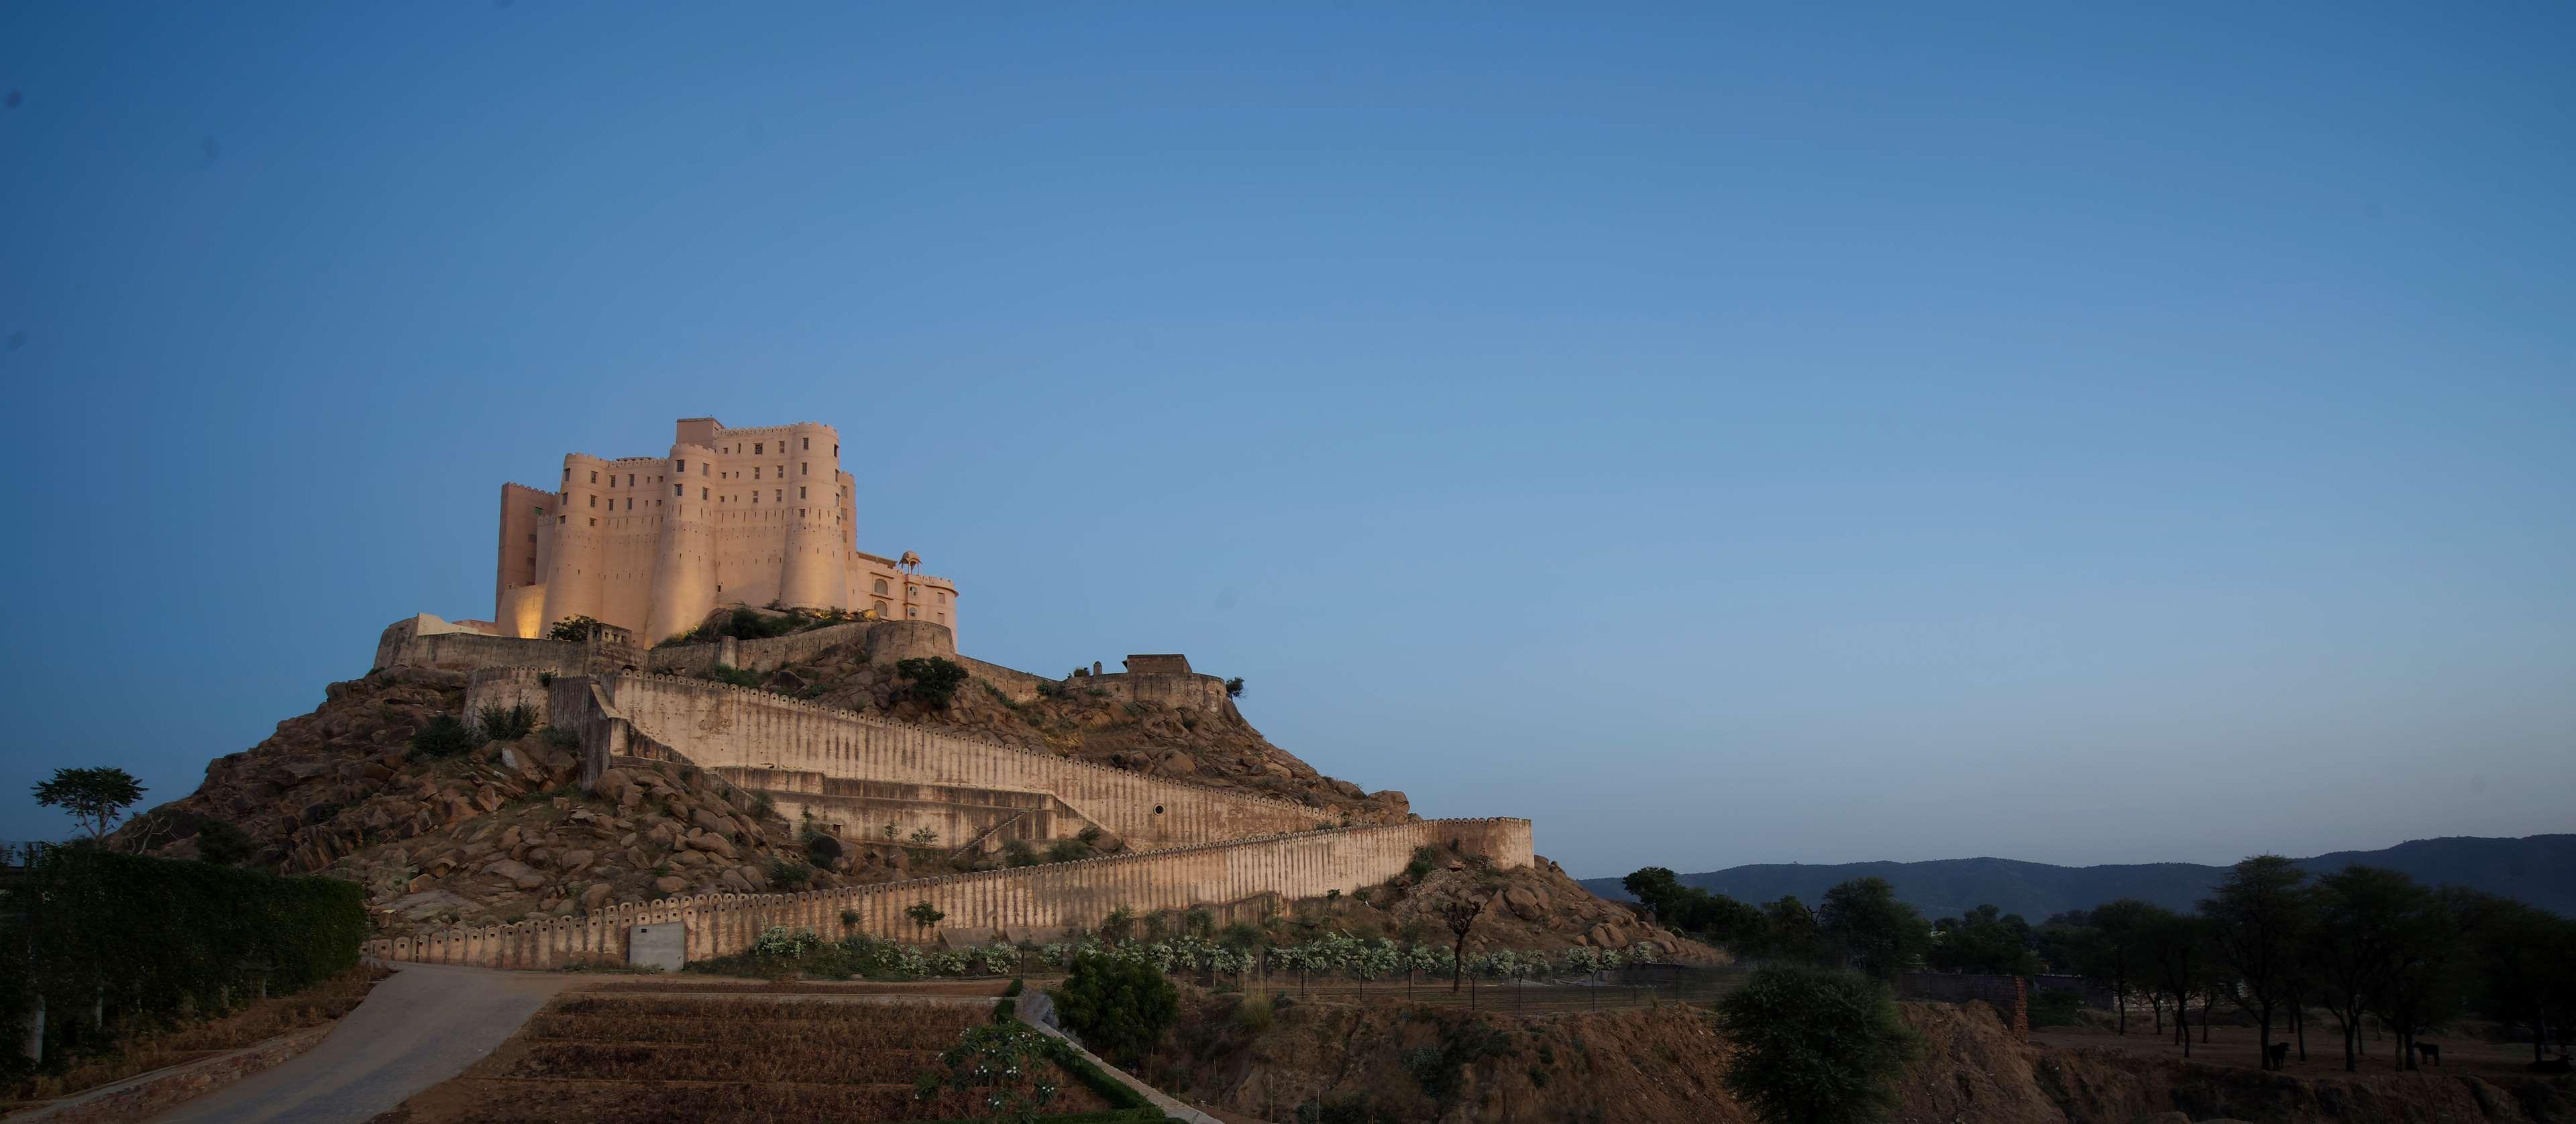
366, 816, 1534, 969
600, 673, 1323, 848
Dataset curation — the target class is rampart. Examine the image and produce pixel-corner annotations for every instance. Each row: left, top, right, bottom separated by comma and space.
596, 673, 1323, 849
366, 816, 1534, 969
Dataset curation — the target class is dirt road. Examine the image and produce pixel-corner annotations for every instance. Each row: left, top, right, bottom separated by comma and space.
152, 962, 572, 1124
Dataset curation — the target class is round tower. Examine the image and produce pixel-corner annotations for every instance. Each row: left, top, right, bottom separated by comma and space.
539, 453, 610, 632
644, 442, 717, 642
775, 422, 844, 610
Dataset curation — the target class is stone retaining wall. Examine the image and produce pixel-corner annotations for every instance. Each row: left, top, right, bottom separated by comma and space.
366, 816, 1535, 968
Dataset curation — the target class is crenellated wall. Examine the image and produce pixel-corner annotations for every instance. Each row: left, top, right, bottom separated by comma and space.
598, 673, 1324, 850
365, 816, 1535, 969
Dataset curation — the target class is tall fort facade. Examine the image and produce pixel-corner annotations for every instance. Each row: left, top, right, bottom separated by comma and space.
482, 416, 957, 645
366, 416, 1536, 969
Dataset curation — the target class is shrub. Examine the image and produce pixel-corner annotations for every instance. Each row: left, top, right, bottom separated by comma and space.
1404, 845, 1440, 882
1052, 951, 1179, 1067
1077, 826, 1104, 846
407, 714, 480, 761
894, 657, 970, 708
547, 615, 602, 642
194, 818, 257, 865
536, 671, 555, 686
840, 909, 861, 929
708, 663, 763, 689
1100, 906, 1137, 942
539, 725, 581, 750
1234, 990, 1274, 1032
477, 704, 537, 742
1715, 964, 1918, 1124
769, 859, 813, 889
909, 826, 940, 846
1225, 676, 1245, 698
1046, 838, 1094, 863
1003, 839, 1039, 867
906, 901, 945, 930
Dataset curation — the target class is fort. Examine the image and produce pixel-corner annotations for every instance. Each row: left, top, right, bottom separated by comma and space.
361, 419, 1540, 968
473, 416, 960, 645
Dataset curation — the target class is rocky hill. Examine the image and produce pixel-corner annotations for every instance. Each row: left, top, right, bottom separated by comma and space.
1579, 834, 2576, 921
111, 655, 1653, 948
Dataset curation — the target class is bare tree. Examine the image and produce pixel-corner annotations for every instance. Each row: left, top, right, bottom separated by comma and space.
1444, 891, 1491, 993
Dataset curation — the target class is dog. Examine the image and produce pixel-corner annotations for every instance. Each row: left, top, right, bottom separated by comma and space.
2411, 1042, 2442, 1066
2265, 1042, 2292, 1068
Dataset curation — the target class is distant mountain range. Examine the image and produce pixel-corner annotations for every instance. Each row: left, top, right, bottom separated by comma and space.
1577, 835, 2576, 921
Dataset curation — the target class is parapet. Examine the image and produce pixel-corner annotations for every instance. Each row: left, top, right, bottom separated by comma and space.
1122, 654, 1193, 675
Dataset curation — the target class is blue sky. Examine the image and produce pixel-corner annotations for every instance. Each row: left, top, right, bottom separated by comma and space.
3, 3, 2569, 877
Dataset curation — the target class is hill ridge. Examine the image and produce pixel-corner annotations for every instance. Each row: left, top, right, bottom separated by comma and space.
1578, 833, 2576, 919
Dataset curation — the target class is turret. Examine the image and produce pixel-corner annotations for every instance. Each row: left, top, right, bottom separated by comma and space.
776, 422, 843, 610
644, 443, 716, 642
538, 453, 610, 633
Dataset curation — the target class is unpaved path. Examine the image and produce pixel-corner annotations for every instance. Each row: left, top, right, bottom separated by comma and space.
151, 962, 572, 1124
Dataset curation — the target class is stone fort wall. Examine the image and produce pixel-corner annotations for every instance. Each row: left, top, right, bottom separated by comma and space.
598, 673, 1323, 850
366, 816, 1535, 968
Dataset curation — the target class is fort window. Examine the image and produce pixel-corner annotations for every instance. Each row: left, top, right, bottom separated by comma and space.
873, 600, 888, 614
873, 579, 887, 594
753, 467, 761, 479
1154, 805, 1164, 815
589, 471, 596, 483
802, 437, 809, 450
907, 607, 917, 617
754, 442, 763, 453
798, 486, 806, 499
557, 515, 564, 524
531, 506, 543, 516
801, 462, 808, 474
627, 474, 635, 486
674, 484, 682, 497
625, 498, 633, 510
775, 489, 782, 502
701, 488, 709, 500
588, 495, 596, 507
833, 443, 839, 456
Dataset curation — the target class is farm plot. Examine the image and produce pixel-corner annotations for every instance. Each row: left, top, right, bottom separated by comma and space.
383, 993, 1115, 1124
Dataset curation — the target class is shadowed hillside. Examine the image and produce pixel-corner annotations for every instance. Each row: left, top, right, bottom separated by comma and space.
1578, 834, 2576, 919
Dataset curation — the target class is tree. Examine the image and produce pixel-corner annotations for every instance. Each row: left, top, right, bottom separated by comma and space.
2137, 905, 2205, 1058
2201, 855, 2313, 1070
1224, 676, 1245, 699
33, 767, 146, 840
894, 657, 970, 708
2458, 890, 2571, 1066
2306, 866, 2430, 1071
2051, 899, 2157, 1036
1442, 891, 1491, 993
1624, 866, 1764, 952
1756, 895, 1827, 964
547, 614, 604, 642
1927, 904, 2042, 976
1715, 964, 1918, 1124
906, 899, 945, 933
1819, 877, 1931, 981
1051, 950, 1179, 1066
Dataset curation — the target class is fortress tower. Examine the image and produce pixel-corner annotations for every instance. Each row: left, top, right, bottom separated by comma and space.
492, 417, 958, 644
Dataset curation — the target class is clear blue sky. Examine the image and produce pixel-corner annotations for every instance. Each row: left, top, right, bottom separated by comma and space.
3, 4, 2569, 877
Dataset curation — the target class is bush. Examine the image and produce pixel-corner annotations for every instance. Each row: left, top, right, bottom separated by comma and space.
708, 663, 763, 689
547, 614, 602, 642
194, 818, 257, 866
0, 848, 366, 1066
407, 714, 480, 761
894, 657, 971, 708
1046, 838, 1095, 863
1234, 990, 1274, 1032
540, 725, 581, 750
1714, 964, 1919, 1124
1051, 951, 1179, 1067
1003, 839, 1039, 867
477, 704, 537, 742
2029, 987, 2085, 1027
769, 859, 813, 889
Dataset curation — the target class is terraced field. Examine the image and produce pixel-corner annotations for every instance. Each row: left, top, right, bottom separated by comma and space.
379, 989, 1114, 1123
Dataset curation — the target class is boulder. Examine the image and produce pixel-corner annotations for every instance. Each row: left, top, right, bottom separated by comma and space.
718, 867, 755, 893
580, 882, 613, 912
1503, 885, 1547, 921
557, 848, 596, 872
651, 875, 688, 895
483, 859, 548, 891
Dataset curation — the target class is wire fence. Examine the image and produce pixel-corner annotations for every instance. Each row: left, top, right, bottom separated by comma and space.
1217, 963, 1753, 1015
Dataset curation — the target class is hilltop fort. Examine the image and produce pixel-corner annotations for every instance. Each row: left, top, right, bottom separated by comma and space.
123, 416, 1682, 970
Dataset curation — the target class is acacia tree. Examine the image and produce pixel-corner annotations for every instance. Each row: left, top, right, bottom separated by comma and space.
2202, 855, 2313, 1070
2308, 866, 2429, 1071
1819, 877, 1931, 982
33, 767, 146, 840
1715, 964, 1919, 1124
2139, 905, 2204, 1059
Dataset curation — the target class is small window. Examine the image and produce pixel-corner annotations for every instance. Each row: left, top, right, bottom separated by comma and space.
907, 585, 917, 596
1154, 805, 1164, 815
798, 508, 806, 517
775, 489, 782, 502
701, 487, 709, 500
588, 518, 595, 526
557, 515, 565, 524
674, 484, 683, 497
802, 437, 810, 450
907, 607, 918, 618
798, 486, 806, 499
937, 592, 946, 603
801, 461, 808, 475
701, 463, 708, 475
588, 494, 596, 508
531, 505, 543, 516
873, 600, 888, 614
872, 579, 887, 594
755, 442, 763, 454
627, 473, 635, 486
754, 466, 761, 480
589, 470, 597, 484
625, 498, 633, 510
833, 443, 839, 456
